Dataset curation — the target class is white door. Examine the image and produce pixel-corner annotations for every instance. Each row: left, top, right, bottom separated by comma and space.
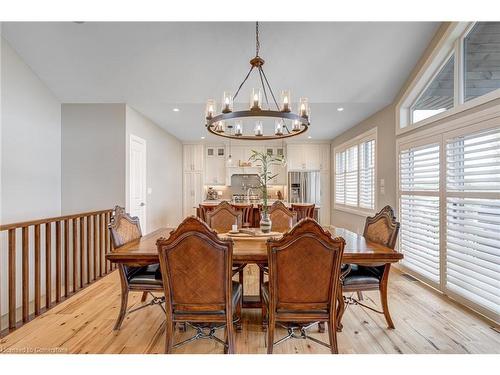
129, 135, 147, 233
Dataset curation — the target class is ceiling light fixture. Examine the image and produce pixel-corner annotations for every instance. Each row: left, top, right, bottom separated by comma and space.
205, 22, 310, 140
337, 107, 344, 112
173, 108, 180, 112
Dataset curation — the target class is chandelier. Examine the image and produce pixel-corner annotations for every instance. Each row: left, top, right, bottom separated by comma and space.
205, 22, 310, 140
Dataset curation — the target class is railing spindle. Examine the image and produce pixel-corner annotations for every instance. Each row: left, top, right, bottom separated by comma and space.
22, 227, 29, 322
86, 216, 91, 284
93, 214, 98, 280
34, 224, 41, 315
80, 217, 84, 288
73, 219, 78, 292
55, 221, 61, 303
100, 213, 104, 277
105, 212, 110, 273
8, 229, 16, 329
64, 219, 69, 297
45, 222, 52, 309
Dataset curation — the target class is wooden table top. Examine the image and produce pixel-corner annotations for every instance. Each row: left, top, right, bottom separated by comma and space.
106, 226, 403, 266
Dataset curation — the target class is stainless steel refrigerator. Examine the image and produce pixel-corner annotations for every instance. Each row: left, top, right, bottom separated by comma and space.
288, 171, 321, 205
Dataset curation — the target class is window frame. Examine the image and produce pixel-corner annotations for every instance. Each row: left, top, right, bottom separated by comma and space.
396, 102, 500, 322
409, 50, 456, 125
333, 127, 377, 217
396, 22, 500, 136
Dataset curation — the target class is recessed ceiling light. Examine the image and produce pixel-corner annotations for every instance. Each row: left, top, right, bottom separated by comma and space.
308, 136, 312, 139
201, 136, 205, 139
173, 108, 180, 112
337, 107, 344, 112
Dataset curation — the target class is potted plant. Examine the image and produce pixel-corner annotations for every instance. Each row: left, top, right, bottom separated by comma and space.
249, 150, 285, 233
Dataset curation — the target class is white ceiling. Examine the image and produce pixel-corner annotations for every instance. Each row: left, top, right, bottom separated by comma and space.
2, 22, 439, 141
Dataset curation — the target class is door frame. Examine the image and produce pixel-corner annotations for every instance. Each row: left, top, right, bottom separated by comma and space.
129, 134, 147, 234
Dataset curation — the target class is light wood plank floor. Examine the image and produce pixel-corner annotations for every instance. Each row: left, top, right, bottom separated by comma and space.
0, 265, 498, 354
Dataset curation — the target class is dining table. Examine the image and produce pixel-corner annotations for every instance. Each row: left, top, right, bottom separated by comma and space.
106, 225, 403, 331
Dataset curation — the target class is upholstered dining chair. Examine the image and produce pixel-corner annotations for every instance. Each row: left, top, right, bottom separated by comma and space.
339, 205, 400, 329
206, 201, 245, 305
108, 206, 164, 330
262, 218, 345, 354
291, 203, 315, 221
206, 201, 243, 233
258, 201, 298, 317
156, 216, 242, 354
269, 201, 297, 232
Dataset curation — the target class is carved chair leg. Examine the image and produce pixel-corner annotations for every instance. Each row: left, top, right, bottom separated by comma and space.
357, 291, 364, 301
380, 264, 395, 329
328, 318, 339, 354
236, 294, 243, 332
165, 321, 174, 354
226, 313, 236, 354
141, 291, 148, 302
267, 316, 275, 354
336, 284, 345, 332
259, 267, 267, 330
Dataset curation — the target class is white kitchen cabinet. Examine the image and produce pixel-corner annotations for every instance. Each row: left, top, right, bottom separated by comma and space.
183, 144, 204, 171
287, 144, 320, 170
266, 145, 286, 185
183, 171, 203, 217
205, 145, 226, 185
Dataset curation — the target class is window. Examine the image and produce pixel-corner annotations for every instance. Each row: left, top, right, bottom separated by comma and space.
397, 22, 500, 134
411, 54, 454, 124
464, 22, 500, 102
445, 127, 500, 313
334, 128, 376, 214
398, 120, 500, 320
399, 142, 441, 283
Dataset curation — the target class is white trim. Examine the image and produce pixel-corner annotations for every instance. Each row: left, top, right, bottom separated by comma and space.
333, 127, 377, 217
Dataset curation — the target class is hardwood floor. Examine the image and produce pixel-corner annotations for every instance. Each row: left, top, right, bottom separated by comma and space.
0, 265, 498, 354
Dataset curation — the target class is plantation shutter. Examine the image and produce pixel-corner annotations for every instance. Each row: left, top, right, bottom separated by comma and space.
335, 151, 345, 205
345, 145, 358, 207
359, 139, 375, 209
445, 127, 500, 314
399, 142, 441, 283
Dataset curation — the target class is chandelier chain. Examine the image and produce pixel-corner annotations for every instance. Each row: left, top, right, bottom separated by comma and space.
256, 21, 260, 56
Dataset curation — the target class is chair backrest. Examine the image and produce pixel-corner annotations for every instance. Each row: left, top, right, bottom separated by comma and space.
267, 218, 345, 311
156, 216, 234, 313
198, 204, 217, 223
291, 203, 315, 221
269, 201, 297, 233
206, 201, 242, 233
363, 205, 400, 249
231, 204, 253, 226
108, 205, 142, 248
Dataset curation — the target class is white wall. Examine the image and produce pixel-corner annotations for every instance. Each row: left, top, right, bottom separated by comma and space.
61, 103, 126, 213
126, 106, 182, 233
1, 37, 61, 320
330, 105, 396, 234
1, 38, 61, 222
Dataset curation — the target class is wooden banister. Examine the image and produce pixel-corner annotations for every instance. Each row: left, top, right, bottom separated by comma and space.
0, 208, 115, 337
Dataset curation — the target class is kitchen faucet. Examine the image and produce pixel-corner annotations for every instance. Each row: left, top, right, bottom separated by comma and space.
246, 187, 254, 203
